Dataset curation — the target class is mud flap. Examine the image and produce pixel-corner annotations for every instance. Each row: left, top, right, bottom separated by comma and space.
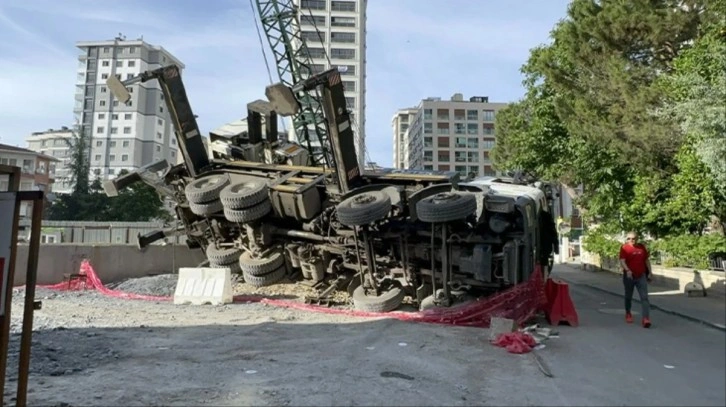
173, 267, 233, 305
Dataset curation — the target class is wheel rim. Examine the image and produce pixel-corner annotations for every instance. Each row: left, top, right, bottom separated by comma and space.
231, 182, 257, 194
430, 192, 462, 205
351, 193, 377, 208
197, 176, 222, 189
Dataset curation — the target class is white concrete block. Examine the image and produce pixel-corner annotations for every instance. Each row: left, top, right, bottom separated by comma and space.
173, 267, 233, 305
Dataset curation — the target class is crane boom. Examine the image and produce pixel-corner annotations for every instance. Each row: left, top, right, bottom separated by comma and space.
255, 0, 332, 168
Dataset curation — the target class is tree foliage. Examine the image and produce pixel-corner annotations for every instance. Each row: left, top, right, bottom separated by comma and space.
493, 0, 726, 241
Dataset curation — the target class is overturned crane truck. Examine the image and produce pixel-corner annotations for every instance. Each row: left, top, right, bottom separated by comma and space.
103, 65, 560, 312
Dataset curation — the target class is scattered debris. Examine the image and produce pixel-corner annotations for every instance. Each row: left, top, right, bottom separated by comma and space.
380, 371, 415, 381
664, 365, 675, 369
106, 274, 179, 297
531, 350, 554, 378
492, 331, 537, 354
398, 342, 408, 347
489, 317, 518, 340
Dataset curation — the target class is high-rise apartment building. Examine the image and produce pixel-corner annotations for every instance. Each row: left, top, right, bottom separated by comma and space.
73, 36, 184, 182
393, 94, 507, 179
391, 109, 417, 169
294, 0, 367, 167
25, 127, 75, 193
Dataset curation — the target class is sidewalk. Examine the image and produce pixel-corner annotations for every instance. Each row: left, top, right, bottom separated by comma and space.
552, 263, 726, 332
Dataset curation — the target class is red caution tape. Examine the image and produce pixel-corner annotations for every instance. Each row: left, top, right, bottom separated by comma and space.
27, 260, 548, 329
492, 331, 537, 354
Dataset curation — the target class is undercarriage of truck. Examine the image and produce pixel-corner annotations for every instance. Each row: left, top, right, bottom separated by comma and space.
103, 65, 559, 312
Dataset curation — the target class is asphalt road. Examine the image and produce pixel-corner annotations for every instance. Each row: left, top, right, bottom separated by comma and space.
539, 277, 726, 406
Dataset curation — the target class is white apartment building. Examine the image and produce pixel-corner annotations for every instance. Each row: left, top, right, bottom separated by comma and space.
25, 127, 74, 194
393, 94, 507, 178
391, 108, 417, 169
294, 0, 367, 167
0, 144, 58, 218
74, 36, 184, 182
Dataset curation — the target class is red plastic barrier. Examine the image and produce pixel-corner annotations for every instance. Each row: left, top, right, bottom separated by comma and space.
28, 260, 548, 329
544, 278, 579, 327
492, 331, 537, 354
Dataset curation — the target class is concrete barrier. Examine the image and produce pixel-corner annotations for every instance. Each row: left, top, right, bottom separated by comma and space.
12, 244, 206, 286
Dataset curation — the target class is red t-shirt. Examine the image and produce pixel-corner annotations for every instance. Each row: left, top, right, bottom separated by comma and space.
619, 243, 649, 277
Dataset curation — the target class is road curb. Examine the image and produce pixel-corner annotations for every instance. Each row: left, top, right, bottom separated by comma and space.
563, 279, 726, 333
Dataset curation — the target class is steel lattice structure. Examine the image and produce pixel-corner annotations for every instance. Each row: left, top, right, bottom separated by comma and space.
255, 0, 332, 168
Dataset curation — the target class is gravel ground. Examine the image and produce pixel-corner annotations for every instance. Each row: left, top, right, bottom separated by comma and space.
2, 275, 564, 406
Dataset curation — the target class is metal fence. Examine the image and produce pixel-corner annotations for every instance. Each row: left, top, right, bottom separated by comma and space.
16, 220, 186, 245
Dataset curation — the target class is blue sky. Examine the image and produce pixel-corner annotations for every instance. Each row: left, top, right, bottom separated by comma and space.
0, 0, 570, 167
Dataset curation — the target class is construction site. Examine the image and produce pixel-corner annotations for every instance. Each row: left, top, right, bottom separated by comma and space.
2, 0, 726, 406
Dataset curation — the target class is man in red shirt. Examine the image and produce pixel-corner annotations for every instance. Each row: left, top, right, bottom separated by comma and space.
619, 231, 652, 328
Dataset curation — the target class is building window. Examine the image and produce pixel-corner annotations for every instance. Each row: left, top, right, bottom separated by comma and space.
300, 0, 326, 10
331, 16, 356, 27
438, 152, 450, 162
112, 114, 119, 120
110, 127, 118, 134
437, 136, 449, 148
482, 139, 496, 150
126, 74, 134, 80
467, 138, 479, 149
437, 109, 449, 120
423, 165, 433, 171
331, 48, 355, 59
129, 47, 137, 53
157, 132, 162, 139
301, 15, 326, 26
96, 127, 104, 133
94, 154, 101, 161
156, 145, 161, 152
331, 32, 356, 43
301, 31, 324, 43
101, 86, 107, 93
424, 123, 432, 134
103, 47, 110, 53
123, 141, 129, 147
171, 138, 176, 145
110, 141, 117, 147
467, 152, 479, 162
159, 106, 164, 113
171, 151, 175, 158
424, 109, 432, 120
331, 1, 355, 12
124, 113, 132, 120
345, 97, 355, 109
100, 100, 106, 106
455, 137, 466, 148
128, 60, 136, 67
308, 64, 326, 74
338, 65, 356, 75
467, 123, 478, 135
116, 60, 123, 67
93, 168, 101, 175
96, 141, 102, 147
101, 73, 109, 79
423, 151, 433, 161
304, 47, 327, 59
483, 125, 494, 135
482, 110, 495, 121
439, 164, 450, 171
423, 137, 433, 148
110, 154, 116, 161
454, 109, 465, 121
455, 152, 466, 163
467, 110, 478, 121
113, 100, 119, 107
109, 168, 115, 175
102, 60, 109, 67
437, 123, 450, 135
454, 123, 466, 135
157, 118, 163, 126
98, 113, 105, 119
455, 165, 467, 175
121, 154, 128, 162
123, 127, 131, 134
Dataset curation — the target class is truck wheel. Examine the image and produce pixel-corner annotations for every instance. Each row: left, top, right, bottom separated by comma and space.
206, 244, 241, 265
189, 199, 224, 216
220, 180, 269, 210
336, 191, 391, 227
352, 285, 404, 312
223, 200, 272, 223
185, 174, 230, 204
416, 192, 476, 223
243, 266, 286, 288
239, 249, 285, 276
210, 261, 242, 274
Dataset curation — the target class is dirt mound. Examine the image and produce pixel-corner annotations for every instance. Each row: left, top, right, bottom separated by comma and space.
107, 274, 179, 297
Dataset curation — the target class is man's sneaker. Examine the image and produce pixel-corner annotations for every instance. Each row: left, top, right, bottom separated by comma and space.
626, 312, 634, 324
642, 318, 651, 328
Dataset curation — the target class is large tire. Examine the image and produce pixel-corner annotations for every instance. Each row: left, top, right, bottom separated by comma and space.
352, 285, 404, 312
336, 191, 391, 227
206, 244, 241, 265
189, 199, 223, 216
185, 174, 230, 204
210, 261, 242, 274
239, 249, 285, 276
224, 200, 272, 223
416, 192, 476, 223
220, 179, 269, 210
243, 266, 286, 288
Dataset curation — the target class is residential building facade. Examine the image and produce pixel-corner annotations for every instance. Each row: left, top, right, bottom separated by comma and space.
294, 0, 367, 167
0, 144, 58, 218
391, 108, 417, 169
393, 94, 507, 179
74, 36, 184, 182
25, 127, 75, 194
